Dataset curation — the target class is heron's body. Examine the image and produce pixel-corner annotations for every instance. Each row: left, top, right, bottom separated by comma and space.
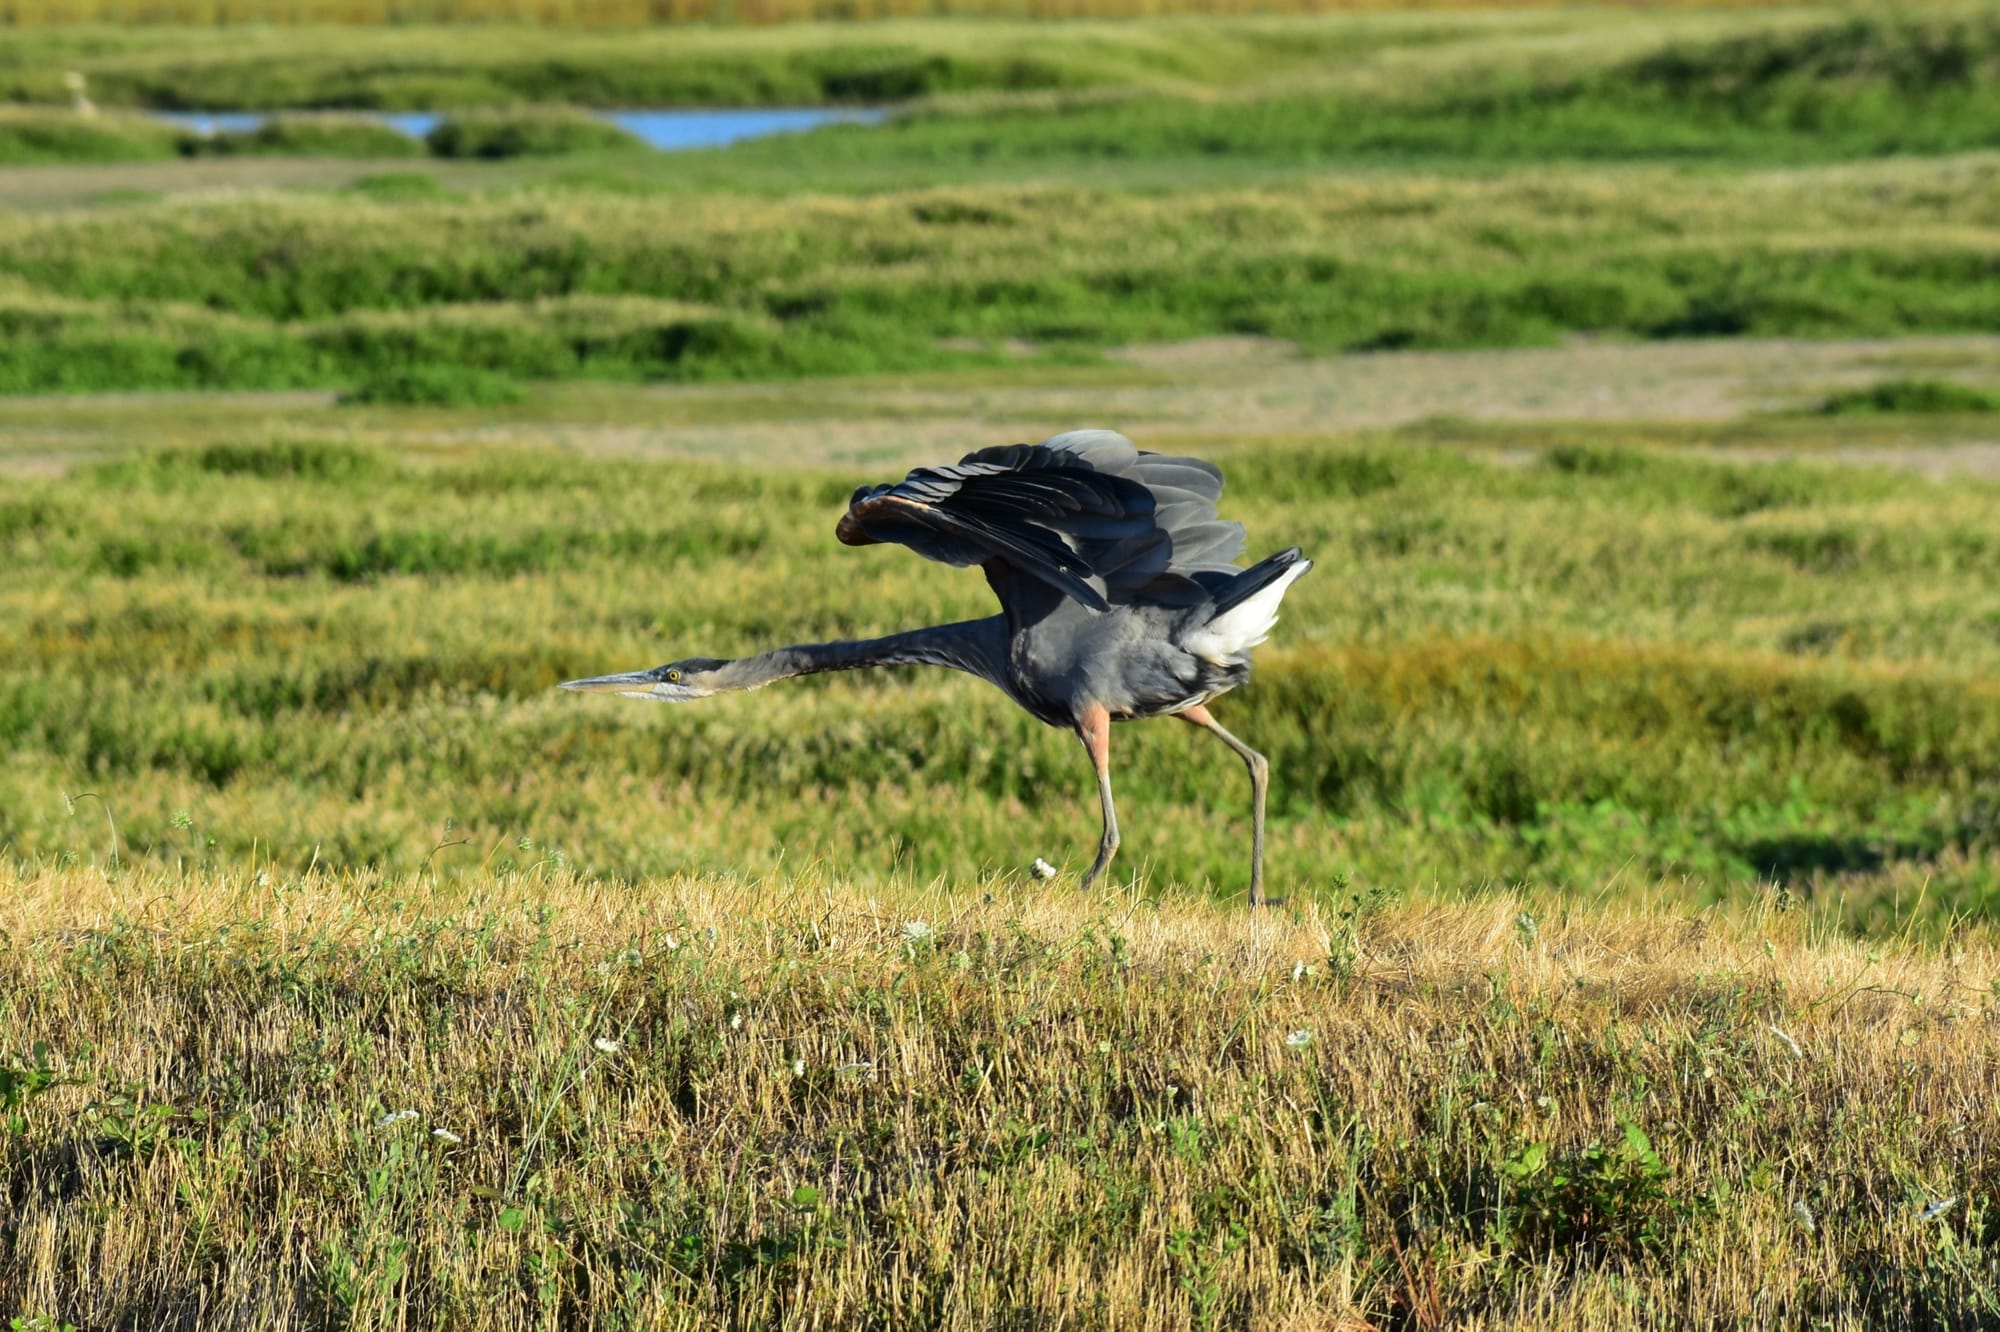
563, 429, 1311, 907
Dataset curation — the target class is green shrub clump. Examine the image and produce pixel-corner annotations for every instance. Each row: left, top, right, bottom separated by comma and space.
0, 109, 184, 164
424, 109, 645, 159
1818, 378, 2000, 415
182, 115, 423, 159
343, 172, 452, 201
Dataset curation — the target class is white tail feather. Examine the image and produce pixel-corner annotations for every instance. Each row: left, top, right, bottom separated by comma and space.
1186, 560, 1312, 664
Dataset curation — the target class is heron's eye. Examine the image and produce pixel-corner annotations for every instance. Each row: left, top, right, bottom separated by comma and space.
665, 669, 682, 684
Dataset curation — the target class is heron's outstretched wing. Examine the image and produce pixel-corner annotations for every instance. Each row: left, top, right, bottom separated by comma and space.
836, 430, 1246, 612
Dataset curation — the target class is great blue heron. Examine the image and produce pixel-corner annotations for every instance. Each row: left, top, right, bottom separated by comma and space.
562, 430, 1311, 908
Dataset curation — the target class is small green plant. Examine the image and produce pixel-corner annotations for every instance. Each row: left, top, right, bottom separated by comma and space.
0, 1043, 62, 1136
89, 1082, 205, 1161
11, 1315, 81, 1332
1498, 1121, 1708, 1259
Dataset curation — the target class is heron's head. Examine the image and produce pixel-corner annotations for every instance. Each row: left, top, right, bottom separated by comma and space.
559, 657, 732, 703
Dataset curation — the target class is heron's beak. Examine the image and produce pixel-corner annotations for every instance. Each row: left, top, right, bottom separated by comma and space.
559, 670, 663, 700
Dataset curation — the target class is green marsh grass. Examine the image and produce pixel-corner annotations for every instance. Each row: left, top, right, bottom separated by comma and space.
184, 114, 424, 159
424, 108, 647, 160
5, 154, 2000, 394
0, 108, 184, 165
339, 365, 527, 407
6, 7, 2000, 1322
750, 13, 2000, 170
0, 0, 1833, 23
0, 9, 1842, 110
1818, 378, 2000, 416
8, 11, 1998, 173
2, 433, 1996, 925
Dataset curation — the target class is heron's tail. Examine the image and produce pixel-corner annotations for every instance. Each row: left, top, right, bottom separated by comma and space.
1186, 548, 1312, 664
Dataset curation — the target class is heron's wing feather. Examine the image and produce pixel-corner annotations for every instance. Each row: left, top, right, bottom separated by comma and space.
837, 431, 1248, 611
839, 489, 1113, 610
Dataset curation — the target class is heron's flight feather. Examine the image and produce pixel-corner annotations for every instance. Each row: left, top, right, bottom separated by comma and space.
836, 430, 1249, 611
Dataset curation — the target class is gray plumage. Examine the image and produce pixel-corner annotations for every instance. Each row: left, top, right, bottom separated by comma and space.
562, 429, 1312, 908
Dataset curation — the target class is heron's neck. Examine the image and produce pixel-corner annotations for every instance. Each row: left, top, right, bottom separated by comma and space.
714, 617, 1010, 692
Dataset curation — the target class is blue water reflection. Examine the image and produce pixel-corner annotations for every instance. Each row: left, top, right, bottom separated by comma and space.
150, 107, 885, 151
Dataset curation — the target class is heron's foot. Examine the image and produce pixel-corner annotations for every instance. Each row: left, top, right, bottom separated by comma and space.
1249, 893, 1287, 912
1080, 835, 1119, 890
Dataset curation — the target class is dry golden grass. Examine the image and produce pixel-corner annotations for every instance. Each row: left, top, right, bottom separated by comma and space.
4, 863, 1997, 1328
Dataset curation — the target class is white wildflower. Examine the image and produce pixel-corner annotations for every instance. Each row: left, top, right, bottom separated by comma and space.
1030, 858, 1057, 881
729, 1012, 743, 1031
432, 1128, 463, 1144
1291, 960, 1306, 982
791, 1059, 806, 1078
1285, 1029, 1314, 1048
662, 934, 680, 952
1793, 1200, 1817, 1234
1766, 1022, 1805, 1060
375, 1109, 419, 1129
592, 1037, 622, 1055
903, 920, 933, 941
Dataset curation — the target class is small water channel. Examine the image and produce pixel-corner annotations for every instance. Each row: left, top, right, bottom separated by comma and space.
148, 107, 887, 151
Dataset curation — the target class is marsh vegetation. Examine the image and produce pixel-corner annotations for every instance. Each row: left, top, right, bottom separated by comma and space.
4, 4, 2000, 1327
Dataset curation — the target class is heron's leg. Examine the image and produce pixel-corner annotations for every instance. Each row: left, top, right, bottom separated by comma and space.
1075, 703, 1120, 888
1178, 704, 1277, 910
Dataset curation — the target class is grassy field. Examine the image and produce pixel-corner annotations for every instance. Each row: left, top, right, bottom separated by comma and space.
4, 9, 1995, 156
5, 11, 1999, 394
6, 154, 2000, 394
2, 385, 1998, 924
4, 868, 1997, 1329
0, 0, 1863, 43
7, 5, 2000, 1325
0, 11, 1728, 109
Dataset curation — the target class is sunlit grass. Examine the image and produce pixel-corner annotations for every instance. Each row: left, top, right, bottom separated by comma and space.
2, 426, 1996, 924
3, 863, 1995, 1328
4, 153, 2000, 394
6, 7, 1999, 1321
0, 8, 1853, 109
